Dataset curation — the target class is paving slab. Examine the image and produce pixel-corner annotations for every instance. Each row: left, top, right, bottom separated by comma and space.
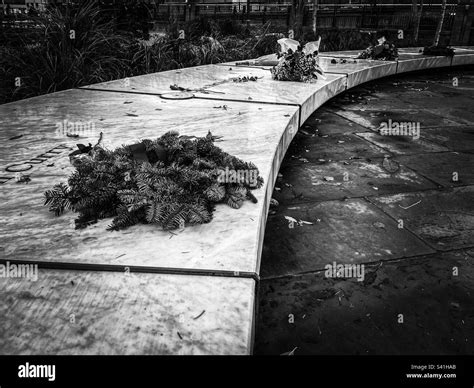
327, 76, 433, 110
333, 107, 460, 130
331, 89, 422, 112
274, 158, 437, 204
392, 68, 474, 90
257, 64, 474, 356
285, 132, 386, 163
414, 102, 474, 126
260, 198, 434, 278
0, 269, 255, 355
256, 249, 474, 354
356, 132, 449, 155
302, 108, 371, 135
369, 186, 474, 252
420, 126, 474, 152
389, 81, 474, 125
395, 152, 474, 187
0, 88, 299, 274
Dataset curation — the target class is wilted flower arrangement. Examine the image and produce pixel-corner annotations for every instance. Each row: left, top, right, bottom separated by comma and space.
356, 37, 398, 61
271, 38, 326, 83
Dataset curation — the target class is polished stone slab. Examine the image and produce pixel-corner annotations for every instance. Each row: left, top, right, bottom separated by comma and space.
317, 57, 397, 89
397, 47, 424, 54
0, 269, 255, 354
81, 64, 267, 96
319, 50, 361, 58
453, 54, 474, 66
0, 89, 299, 274
453, 47, 474, 53
320, 47, 474, 76
196, 72, 347, 125
80, 63, 347, 124
396, 53, 453, 73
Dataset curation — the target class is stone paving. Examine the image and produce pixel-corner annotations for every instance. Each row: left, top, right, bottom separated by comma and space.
255, 66, 474, 355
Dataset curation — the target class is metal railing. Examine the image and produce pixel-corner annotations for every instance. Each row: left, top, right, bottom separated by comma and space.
0, 2, 458, 35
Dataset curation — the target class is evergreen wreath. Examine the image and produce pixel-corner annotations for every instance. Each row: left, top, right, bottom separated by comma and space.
44, 131, 263, 231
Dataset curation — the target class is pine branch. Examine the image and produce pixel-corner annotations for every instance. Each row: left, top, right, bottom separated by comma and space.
44, 183, 72, 216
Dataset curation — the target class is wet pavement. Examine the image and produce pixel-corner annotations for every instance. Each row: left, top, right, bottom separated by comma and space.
255, 66, 474, 355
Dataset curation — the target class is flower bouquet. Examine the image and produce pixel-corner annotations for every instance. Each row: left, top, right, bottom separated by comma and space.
236, 38, 326, 82
270, 38, 326, 82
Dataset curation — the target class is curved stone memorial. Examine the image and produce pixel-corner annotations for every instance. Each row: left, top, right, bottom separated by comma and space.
1, 47, 473, 355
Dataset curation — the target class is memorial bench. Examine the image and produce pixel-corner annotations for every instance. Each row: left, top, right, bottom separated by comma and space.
1, 46, 473, 355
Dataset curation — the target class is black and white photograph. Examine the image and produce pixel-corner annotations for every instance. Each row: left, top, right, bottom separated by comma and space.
0, 0, 473, 385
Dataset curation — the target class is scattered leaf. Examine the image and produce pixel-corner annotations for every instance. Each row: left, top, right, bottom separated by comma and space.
193, 310, 206, 320
280, 347, 298, 356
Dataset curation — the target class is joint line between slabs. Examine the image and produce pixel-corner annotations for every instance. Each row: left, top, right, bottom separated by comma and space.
269, 183, 474, 213
76, 87, 164, 97
362, 195, 441, 252
0, 258, 260, 282
194, 95, 301, 108
215, 63, 272, 71
325, 71, 350, 77
77, 87, 302, 110
260, 246, 474, 282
